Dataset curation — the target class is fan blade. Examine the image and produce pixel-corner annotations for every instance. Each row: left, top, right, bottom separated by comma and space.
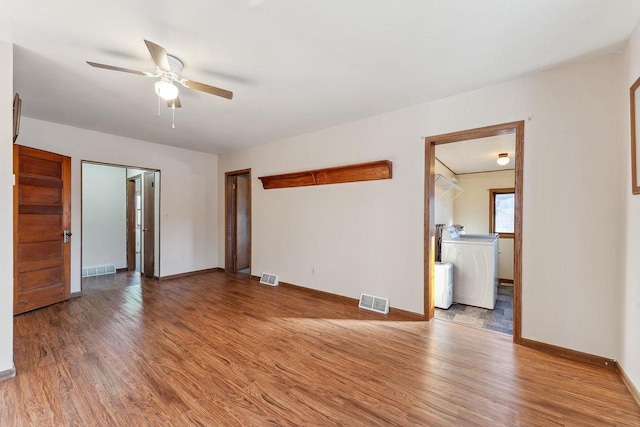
167, 96, 182, 108
185, 80, 233, 100
144, 40, 170, 71
86, 61, 148, 76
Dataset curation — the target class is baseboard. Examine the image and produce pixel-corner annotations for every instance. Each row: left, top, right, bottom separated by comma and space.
70, 291, 82, 298
519, 338, 616, 370
0, 365, 16, 382
499, 278, 514, 284
251, 275, 424, 320
116, 267, 128, 273
615, 362, 640, 406
159, 267, 223, 281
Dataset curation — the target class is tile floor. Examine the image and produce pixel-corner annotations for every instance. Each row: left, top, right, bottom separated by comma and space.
435, 284, 513, 335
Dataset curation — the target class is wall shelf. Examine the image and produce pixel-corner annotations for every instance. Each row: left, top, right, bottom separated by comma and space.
258, 160, 392, 189
435, 174, 463, 199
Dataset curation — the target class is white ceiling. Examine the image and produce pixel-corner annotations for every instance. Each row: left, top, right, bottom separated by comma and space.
2, 1, 640, 155
436, 134, 515, 175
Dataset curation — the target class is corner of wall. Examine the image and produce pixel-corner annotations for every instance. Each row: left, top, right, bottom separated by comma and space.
0, 40, 14, 372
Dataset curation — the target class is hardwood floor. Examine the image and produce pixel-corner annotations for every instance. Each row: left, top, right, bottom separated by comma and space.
81, 270, 142, 294
2, 272, 639, 426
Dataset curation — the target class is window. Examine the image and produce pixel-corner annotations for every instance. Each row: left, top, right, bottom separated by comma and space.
490, 188, 515, 238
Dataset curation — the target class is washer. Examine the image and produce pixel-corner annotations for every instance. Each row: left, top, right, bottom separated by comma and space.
441, 229, 498, 309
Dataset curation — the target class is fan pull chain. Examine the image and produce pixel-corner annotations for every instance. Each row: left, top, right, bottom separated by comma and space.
172, 103, 175, 129
156, 95, 162, 118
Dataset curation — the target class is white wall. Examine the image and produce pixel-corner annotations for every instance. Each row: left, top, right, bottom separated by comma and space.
219, 53, 623, 360
621, 22, 640, 397
18, 117, 219, 292
82, 163, 127, 269
0, 41, 14, 374
454, 170, 515, 280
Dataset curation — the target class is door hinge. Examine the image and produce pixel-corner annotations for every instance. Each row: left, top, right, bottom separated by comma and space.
233, 183, 236, 190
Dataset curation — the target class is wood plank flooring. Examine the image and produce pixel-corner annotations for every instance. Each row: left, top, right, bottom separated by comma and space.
1, 271, 639, 426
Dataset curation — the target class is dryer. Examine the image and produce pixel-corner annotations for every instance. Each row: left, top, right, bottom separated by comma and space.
441, 229, 498, 310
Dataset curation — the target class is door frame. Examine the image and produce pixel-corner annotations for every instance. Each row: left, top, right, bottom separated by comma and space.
80, 161, 161, 289
424, 121, 524, 343
225, 168, 252, 273
142, 171, 155, 278
126, 174, 142, 271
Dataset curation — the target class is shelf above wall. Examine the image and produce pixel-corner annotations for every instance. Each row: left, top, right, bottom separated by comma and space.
435, 173, 463, 199
258, 160, 392, 189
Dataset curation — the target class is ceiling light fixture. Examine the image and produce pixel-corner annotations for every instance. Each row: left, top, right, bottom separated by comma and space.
155, 80, 179, 100
497, 153, 510, 166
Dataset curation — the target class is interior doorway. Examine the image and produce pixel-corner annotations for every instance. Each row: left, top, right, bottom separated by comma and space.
225, 169, 251, 274
424, 121, 524, 343
126, 175, 142, 272
81, 162, 160, 292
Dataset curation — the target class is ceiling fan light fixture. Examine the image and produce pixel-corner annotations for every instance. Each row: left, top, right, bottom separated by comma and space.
496, 153, 510, 166
155, 80, 179, 100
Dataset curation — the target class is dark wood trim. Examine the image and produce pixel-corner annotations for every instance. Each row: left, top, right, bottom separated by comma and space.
250, 274, 424, 321
489, 187, 515, 238
126, 178, 136, 271
258, 160, 392, 189
116, 268, 128, 273
498, 278, 514, 284
616, 362, 640, 406
225, 169, 252, 273
630, 75, 640, 195
159, 267, 223, 281
520, 338, 616, 370
425, 121, 524, 344
0, 366, 16, 382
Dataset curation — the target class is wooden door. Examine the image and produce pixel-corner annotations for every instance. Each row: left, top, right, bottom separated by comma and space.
14, 145, 71, 315
143, 172, 155, 278
225, 169, 251, 273
126, 179, 136, 271
235, 174, 250, 270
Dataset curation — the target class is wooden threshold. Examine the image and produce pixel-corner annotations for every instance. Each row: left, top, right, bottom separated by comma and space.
258, 160, 392, 189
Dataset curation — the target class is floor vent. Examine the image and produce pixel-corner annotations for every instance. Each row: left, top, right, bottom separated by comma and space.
260, 273, 279, 286
358, 293, 390, 314
82, 265, 117, 278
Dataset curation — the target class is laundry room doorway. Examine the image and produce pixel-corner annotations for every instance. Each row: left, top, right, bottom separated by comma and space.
424, 121, 524, 343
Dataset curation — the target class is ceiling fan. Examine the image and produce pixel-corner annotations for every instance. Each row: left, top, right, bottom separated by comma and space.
86, 40, 233, 111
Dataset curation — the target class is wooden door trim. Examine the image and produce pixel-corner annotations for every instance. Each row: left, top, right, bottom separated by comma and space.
225, 169, 251, 273
126, 177, 138, 271
424, 121, 524, 343
143, 172, 155, 278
